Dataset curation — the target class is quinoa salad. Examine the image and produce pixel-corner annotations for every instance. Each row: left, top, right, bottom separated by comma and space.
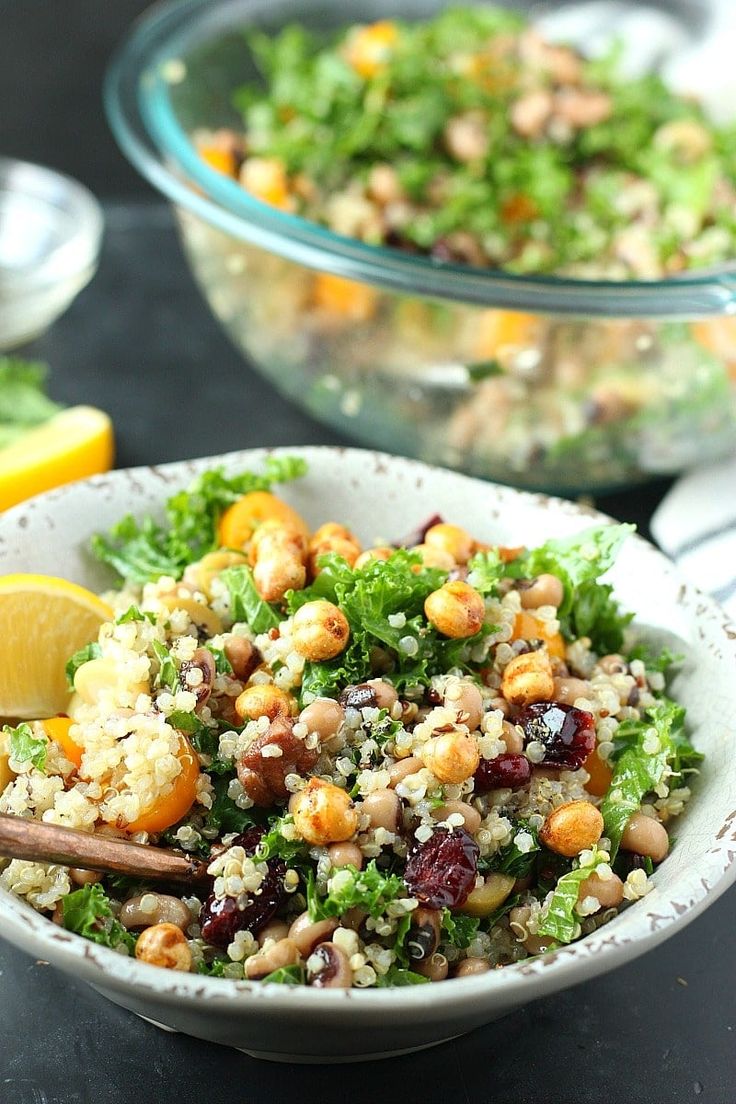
0, 458, 701, 987
198, 6, 736, 279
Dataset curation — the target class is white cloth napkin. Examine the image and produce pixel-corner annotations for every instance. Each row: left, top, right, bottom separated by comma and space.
651, 457, 736, 618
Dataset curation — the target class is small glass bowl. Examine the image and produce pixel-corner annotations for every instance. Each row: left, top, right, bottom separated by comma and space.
0, 158, 103, 350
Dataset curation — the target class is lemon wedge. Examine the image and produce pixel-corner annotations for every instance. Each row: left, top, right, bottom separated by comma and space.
0, 575, 113, 719
0, 405, 114, 512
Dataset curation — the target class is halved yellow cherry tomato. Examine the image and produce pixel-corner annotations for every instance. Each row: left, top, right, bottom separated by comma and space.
43, 716, 83, 770
218, 491, 309, 549
127, 738, 200, 835
512, 610, 566, 659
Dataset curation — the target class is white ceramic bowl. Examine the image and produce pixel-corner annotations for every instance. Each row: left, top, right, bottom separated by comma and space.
0, 446, 734, 1063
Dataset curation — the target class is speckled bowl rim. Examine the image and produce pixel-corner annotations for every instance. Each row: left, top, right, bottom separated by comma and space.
1, 445, 735, 1018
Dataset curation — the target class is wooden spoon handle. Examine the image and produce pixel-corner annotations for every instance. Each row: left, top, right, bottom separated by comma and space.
0, 814, 210, 885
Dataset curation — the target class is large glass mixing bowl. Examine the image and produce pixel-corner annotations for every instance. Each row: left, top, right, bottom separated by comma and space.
106, 0, 736, 493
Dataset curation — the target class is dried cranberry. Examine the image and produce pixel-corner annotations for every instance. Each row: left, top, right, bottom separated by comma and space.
396, 513, 444, 549
404, 827, 479, 909
518, 702, 596, 769
199, 826, 286, 948
474, 753, 531, 793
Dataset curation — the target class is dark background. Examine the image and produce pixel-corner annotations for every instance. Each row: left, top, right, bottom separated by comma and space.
0, 3, 734, 1101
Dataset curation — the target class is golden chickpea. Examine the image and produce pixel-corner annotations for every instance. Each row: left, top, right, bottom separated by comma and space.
425, 523, 474, 565
290, 778, 359, 845
422, 729, 480, 784
518, 573, 564, 609
354, 546, 393, 570
235, 683, 294, 723
308, 523, 362, 575
424, 581, 485, 639
310, 522, 359, 547
620, 811, 669, 862
411, 544, 456, 571
540, 801, 604, 857
577, 871, 624, 910
135, 923, 192, 972
252, 524, 307, 602
292, 600, 350, 661
501, 651, 554, 706
299, 698, 346, 740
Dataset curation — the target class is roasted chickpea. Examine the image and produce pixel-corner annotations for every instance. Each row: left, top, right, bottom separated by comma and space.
135, 923, 192, 972
411, 544, 456, 571
251, 523, 307, 603
308, 523, 362, 575
424, 581, 485, 639
292, 600, 350, 661
235, 683, 294, 723
422, 728, 480, 784
354, 546, 393, 570
518, 573, 564, 609
425, 523, 474, 565
290, 777, 359, 845
501, 650, 554, 706
540, 801, 604, 857
620, 811, 669, 862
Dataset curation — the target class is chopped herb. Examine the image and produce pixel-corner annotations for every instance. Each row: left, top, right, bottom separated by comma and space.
116, 605, 157, 625
307, 861, 409, 921
441, 909, 480, 949
220, 565, 281, 634
152, 641, 178, 694
65, 642, 102, 689
375, 966, 430, 986
262, 963, 306, 985
4, 723, 48, 772
207, 645, 234, 676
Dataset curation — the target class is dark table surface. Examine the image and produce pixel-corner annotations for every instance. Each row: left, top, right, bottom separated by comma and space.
1, 3, 734, 1102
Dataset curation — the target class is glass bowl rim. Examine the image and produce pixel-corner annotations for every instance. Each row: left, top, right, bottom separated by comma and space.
105, 0, 736, 319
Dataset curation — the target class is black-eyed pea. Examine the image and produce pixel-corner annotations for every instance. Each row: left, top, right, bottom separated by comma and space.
461, 873, 516, 918
501, 651, 554, 706
291, 600, 350, 661
257, 920, 291, 947
406, 907, 441, 964
553, 677, 591, 706
328, 841, 363, 870
306, 942, 352, 988
454, 957, 491, 978
69, 868, 102, 887
388, 757, 423, 788
523, 933, 556, 955
360, 788, 401, 831
288, 911, 339, 957
424, 581, 485, 639
299, 697, 346, 740
501, 720, 524, 755
443, 677, 483, 730
577, 871, 624, 910
223, 636, 260, 682
245, 937, 300, 980
620, 811, 669, 862
540, 801, 604, 858
414, 952, 449, 981
431, 800, 481, 834
518, 573, 564, 609
120, 893, 191, 931
135, 923, 192, 971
